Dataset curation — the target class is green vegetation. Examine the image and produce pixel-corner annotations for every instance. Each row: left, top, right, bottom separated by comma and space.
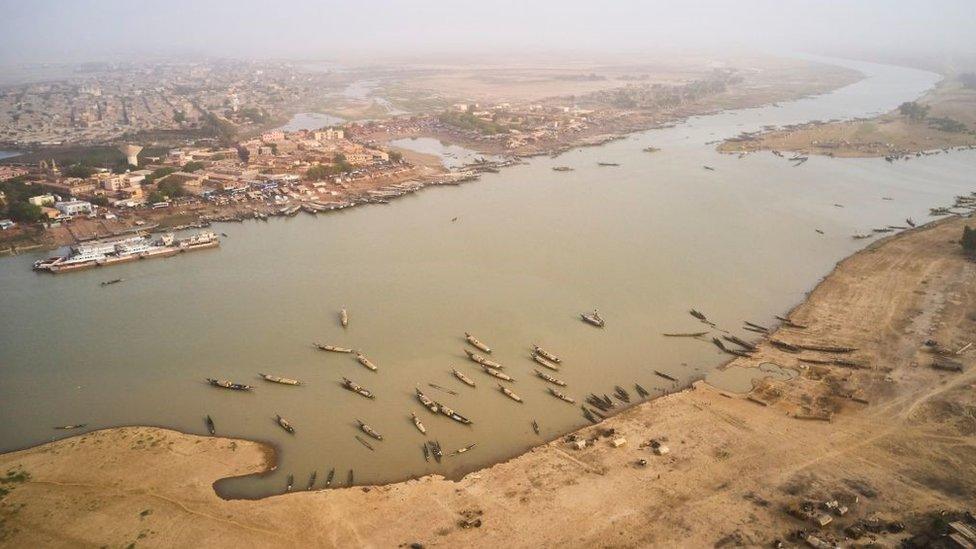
182, 161, 205, 172
388, 150, 403, 163
0, 178, 46, 223
63, 163, 97, 178
238, 107, 268, 124
898, 101, 930, 122
928, 117, 969, 133
156, 179, 186, 199
962, 226, 976, 254
305, 164, 333, 181
90, 196, 109, 207
438, 111, 508, 135
173, 110, 186, 124
143, 167, 177, 184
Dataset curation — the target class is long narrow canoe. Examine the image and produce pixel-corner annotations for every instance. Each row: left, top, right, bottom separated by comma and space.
356, 353, 378, 372
356, 419, 383, 440
464, 348, 503, 369
314, 343, 353, 353
276, 414, 295, 434
548, 387, 575, 404
207, 378, 253, 391
482, 365, 515, 382
340, 308, 348, 328
453, 368, 476, 387
259, 373, 302, 386
464, 332, 492, 354
411, 412, 427, 434
534, 369, 567, 386
499, 384, 523, 403
341, 377, 375, 399
532, 353, 560, 371
415, 387, 439, 413
532, 345, 561, 363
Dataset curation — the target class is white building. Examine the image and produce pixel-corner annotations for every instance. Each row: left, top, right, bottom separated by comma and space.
54, 200, 93, 217
28, 194, 56, 207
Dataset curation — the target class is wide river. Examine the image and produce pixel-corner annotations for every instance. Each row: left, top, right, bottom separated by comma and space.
1, 57, 974, 498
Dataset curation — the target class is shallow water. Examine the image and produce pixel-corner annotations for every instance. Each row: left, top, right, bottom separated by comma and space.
1, 57, 974, 498
389, 137, 494, 168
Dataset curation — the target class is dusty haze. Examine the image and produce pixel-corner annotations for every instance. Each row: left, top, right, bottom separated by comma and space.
0, 0, 974, 65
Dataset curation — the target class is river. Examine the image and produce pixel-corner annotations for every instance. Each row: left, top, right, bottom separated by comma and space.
1, 57, 973, 498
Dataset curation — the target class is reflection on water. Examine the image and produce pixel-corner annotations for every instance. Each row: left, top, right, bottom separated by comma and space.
1, 58, 973, 499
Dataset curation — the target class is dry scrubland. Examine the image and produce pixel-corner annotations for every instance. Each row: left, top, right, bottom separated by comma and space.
2, 215, 975, 548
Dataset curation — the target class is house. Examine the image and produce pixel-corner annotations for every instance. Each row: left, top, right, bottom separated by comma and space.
28, 194, 56, 207
54, 200, 93, 217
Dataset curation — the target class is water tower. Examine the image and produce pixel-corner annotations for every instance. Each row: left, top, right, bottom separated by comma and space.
118, 144, 143, 167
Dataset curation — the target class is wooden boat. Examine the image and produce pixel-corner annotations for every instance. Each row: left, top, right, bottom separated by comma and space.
534, 370, 567, 386
580, 310, 605, 327
100, 278, 123, 286
597, 162, 620, 167
276, 414, 295, 434
205, 415, 215, 435
206, 378, 253, 391
429, 441, 443, 463
532, 345, 561, 363
438, 402, 473, 425
314, 343, 353, 353
340, 308, 348, 328
464, 348, 503, 369
582, 406, 598, 423
355, 435, 375, 451
411, 412, 427, 434
307, 471, 317, 490
552, 166, 574, 172
423, 443, 430, 462
482, 365, 515, 382
464, 332, 492, 353
259, 373, 302, 386
356, 353, 378, 372
415, 387, 439, 413
356, 419, 383, 440
635, 383, 650, 398
743, 321, 770, 333
450, 443, 477, 456
286, 474, 294, 492
614, 385, 631, 403
498, 384, 523, 403
654, 370, 678, 382
703, 165, 715, 171
774, 315, 807, 329
341, 377, 375, 399
548, 387, 575, 404
325, 468, 335, 488
54, 424, 87, 430
453, 368, 476, 387
723, 335, 757, 351
532, 420, 540, 435
532, 353, 560, 371
347, 470, 354, 485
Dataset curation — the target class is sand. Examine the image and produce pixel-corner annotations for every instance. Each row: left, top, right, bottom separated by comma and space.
719, 76, 976, 157
2, 213, 975, 547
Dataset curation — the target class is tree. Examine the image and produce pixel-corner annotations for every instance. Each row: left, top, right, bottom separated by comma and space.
963, 226, 976, 254
63, 163, 96, 178
147, 191, 166, 204
173, 110, 186, 124
6, 201, 43, 223
90, 195, 109, 207
333, 154, 352, 173
182, 161, 205, 172
157, 179, 186, 198
898, 101, 930, 122
305, 164, 333, 181
388, 150, 403, 163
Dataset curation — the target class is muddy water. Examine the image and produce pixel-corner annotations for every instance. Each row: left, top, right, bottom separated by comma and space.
1, 57, 974, 498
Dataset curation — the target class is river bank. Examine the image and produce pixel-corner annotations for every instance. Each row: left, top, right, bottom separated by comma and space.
718, 74, 976, 158
2, 212, 973, 547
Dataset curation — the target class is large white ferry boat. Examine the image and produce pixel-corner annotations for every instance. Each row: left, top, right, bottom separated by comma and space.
33, 231, 219, 273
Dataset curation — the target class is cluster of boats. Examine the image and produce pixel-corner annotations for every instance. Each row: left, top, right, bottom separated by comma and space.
203, 322, 664, 492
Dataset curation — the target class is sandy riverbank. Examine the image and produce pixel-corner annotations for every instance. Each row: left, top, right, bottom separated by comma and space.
719, 75, 976, 158
2, 212, 974, 547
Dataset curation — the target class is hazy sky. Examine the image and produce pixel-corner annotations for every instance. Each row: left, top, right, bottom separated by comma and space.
0, 0, 973, 64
